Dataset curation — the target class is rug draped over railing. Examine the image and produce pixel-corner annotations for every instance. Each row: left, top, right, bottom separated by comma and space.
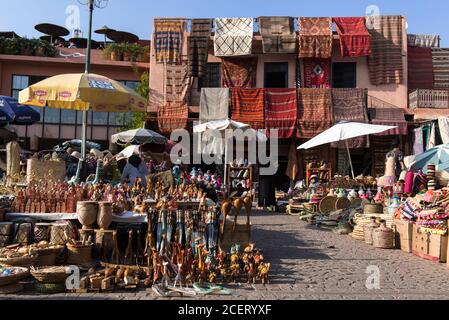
432, 48, 449, 88
303, 58, 331, 88
264, 88, 297, 139
221, 57, 258, 88
231, 88, 265, 129
258, 16, 296, 53
333, 17, 371, 57
214, 18, 253, 56
187, 19, 213, 77
296, 88, 332, 138
297, 17, 333, 58
369, 107, 408, 136
157, 103, 189, 133
407, 34, 440, 48
408, 46, 434, 90
154, 19, 186, 64
367, 15, 403, 85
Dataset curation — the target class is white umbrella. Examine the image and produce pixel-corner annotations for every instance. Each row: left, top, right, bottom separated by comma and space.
117, 145, 140, 159
297, 122, 397, 179
193, 119, 266, 187
111, 128, 167, 145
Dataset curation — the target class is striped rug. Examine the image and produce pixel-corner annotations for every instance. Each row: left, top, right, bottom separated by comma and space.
408, 46, 434, 90
231, 88, 265, 129
154, 19, 186, 64
265, 89, 297, 138
432, 48, 449, 88
157, 103, 189, 133
297, 88, 332, 139
367, 15, 404, 85
187, 19, 213, 77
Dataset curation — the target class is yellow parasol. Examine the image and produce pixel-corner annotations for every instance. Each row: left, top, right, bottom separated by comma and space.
18, 73, 147, 112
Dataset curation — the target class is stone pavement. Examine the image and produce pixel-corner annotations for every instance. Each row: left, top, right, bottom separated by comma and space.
3, 210, 449, 300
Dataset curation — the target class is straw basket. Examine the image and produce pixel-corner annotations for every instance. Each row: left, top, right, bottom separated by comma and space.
34, 223, 51, 243
319, 196, 337, 213
363, 203, 384, 214
335, 197, 351, 210
0, 254, 38, 267
76, 201, 98, 229
66, 243, 93, 265
34, 246, 64, 267
50, 222, 71, 245
372, 220, 395, 249
0, 267, 29, 287
31, 266, 69, 284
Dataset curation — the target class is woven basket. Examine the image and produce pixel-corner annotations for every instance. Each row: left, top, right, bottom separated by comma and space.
372, 221, 394, 249
31, 266, 69, 284
34, 246, 64, 267
363, 203, 384, 214
66, 243, 93, 265
0, 254, 38, 267
319, 196, 337, 213
335, 197, 351, 210
35, 282, 66, 294
0, 267, 29, 286
364, 217, 380, 245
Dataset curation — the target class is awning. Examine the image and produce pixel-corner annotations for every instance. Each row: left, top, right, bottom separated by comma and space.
368, 108, 408, 135
0, 96, 40, 125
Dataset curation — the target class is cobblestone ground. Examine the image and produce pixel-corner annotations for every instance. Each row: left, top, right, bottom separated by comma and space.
3, 210, 449, 300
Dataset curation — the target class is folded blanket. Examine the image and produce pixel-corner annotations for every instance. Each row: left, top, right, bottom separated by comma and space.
297, 88, 332, 138
214, 18, 253, 56
265, 88, 297, 138
221, 57, 258, 88
298, 17, 333, 58
258, 16, 296, 53
154, 19, 186, 64
333, 17, 371, 57
231, 88, 265, 129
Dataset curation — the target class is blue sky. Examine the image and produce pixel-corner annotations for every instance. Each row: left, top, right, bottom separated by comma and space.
1, 0, 448, 46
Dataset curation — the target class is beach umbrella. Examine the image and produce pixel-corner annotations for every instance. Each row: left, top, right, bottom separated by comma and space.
409, 143, 449, 173
111, 128, 167, 145
298, 122, 396, 179
0, 96, 40, 125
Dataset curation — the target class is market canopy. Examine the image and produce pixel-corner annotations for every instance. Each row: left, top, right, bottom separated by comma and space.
0, 96, 40, 125
408, 143, 449, 173
111, 128, 167, 145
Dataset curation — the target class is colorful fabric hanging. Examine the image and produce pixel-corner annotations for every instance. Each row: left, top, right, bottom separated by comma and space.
368, 108, 408, 136
407, 34, 440, 48
297, 17, 333, 59
214, 18, 253, 56
296, 88, 332, 139
157, 103, 189, 133
331, 88, 369, 149
154, 19, 186, 64
366, 15, 403, 85
221, 57, 258, 88
438, 117, 449, 144
408, 46, 434, 90
432, 48, 449, 88
258, 16, 296, 53
187, 19, 213, 77
164, 63, 191, 104
231, 88, 265, 129
264, 88, 297, 139
333, 17, 371, 57
303, 58, 331, 88
413, 127, 424, 155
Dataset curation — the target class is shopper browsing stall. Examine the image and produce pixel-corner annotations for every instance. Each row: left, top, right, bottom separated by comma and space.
121, 154, 148, 187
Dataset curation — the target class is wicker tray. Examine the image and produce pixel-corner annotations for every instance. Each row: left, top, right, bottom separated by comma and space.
34, 246, 64, 267
0, 254, 38, 267
335, 197, 351, 210
319, 196, 337, 214
31, 266, 69, 284
0, 267, 29, 286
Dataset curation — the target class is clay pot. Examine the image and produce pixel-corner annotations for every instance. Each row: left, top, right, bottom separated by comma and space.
97, 201, 113, 230
77, 201, 98, 229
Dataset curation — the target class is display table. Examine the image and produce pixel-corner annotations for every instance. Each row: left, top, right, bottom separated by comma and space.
6, 212, 148, 224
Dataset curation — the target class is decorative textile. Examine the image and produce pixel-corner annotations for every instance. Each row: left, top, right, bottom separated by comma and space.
408, 46, 434, 90
303, 58, 331, 88
214, 18, 253, 56
157, 103, 188, 133
432, 48, 449, 88
368, 108, 408, 135
407, 34, 440, 48
231, 88, 265, 129
187, 19, 213, 77
427, 122, 436, 150
297, 17, 333, 58
221, 57, 258, 88
258, 16, 296, 53
331, 88, 369, 149
265, 89, 297, 138
164, 63, 191, 104
366, 15, 403, 85
295, 59, 302, 88
296, 88, 332, 139
333, 17, 371, 57
438, 117, 449, 144
154, 19, 186, 64
199, 88, 229, 121
413, 127, 424, 155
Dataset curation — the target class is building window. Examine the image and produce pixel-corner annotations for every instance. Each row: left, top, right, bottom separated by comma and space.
93, 112, 108, 125
118, 80, 140, 91
332, 62, 357, 88
199, 63, 221, 88
11, 75, 46, 99
76, 109, 93, 125
44, 108, 60, 124
61, 110, 77, 124
264, 62, 288, 88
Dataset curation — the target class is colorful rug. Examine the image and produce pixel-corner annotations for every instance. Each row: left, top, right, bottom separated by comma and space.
199, 88, 230, 121
157, 103, 189, 133
407, 34, 440, 48
231, 88, 265, 129
333, 17, 371, 57
297, 17, 333, 58
432, 48, 449, 88
366, 15, 403, 85
295, 59, 302, 88
331, 88, 369, 149
408, 46, 434, 90
297, 88, 332, 139
258, 16, 296, 53
214, 18, 253, 56
265, 88, 297, 138
303, 58, 331, 88
187, 19, 213, 77
221, 57, 258, 88
164, 63, 191, 104
368, 107, 408, 135
154, 19, 186, 64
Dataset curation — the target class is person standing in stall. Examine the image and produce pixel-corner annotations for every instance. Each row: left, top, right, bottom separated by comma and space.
384, 139, 405, 193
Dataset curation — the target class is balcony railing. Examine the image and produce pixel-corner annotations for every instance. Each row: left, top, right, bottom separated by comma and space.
409, 89, 449, 109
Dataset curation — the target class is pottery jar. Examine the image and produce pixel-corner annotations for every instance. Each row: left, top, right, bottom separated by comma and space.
76, 201, 98, 229
97, 201, 113, 230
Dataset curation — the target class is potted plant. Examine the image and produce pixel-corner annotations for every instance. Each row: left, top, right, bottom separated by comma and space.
122, 42, 133, 62
19, 38, 35, 56
34, 40, 46, 56
3, 38, 20, 55
104, 43, 123, 61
